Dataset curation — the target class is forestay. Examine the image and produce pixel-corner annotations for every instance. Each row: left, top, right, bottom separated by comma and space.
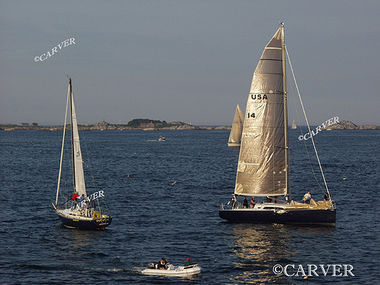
235, 26, 287, 197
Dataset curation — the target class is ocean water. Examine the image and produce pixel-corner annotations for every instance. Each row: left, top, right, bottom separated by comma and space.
0, 129, 379, 284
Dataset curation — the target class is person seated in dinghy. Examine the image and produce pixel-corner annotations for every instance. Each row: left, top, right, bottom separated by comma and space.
184, 257, 194, 267
158, 257, 168, 270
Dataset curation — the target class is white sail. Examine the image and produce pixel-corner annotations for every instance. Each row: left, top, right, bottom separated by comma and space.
69, 80, 86, 196
291, 120, 297, 129
235, 25, 287, 197
228, 104, 244, 146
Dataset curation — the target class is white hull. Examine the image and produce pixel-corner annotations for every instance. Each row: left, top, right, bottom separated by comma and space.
141, 265, 201, 277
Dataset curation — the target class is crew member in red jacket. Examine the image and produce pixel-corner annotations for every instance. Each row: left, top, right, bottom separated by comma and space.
72, 191, 80, 201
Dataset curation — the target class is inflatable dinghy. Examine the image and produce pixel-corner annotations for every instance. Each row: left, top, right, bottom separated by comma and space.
141, 263, 201, 277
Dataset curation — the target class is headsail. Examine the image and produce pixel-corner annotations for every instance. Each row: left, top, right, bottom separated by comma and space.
228, 104, 244, 145
69, 79, 86, 196
235, 25, 287, 197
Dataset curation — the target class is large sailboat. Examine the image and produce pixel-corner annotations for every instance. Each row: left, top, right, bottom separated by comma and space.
219, 24, 336, 224
52, 78, 112, 230
228, 104, 244, 147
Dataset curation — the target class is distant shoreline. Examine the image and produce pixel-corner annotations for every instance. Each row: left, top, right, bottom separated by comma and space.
1, 119, 379, 131
0, 119, 231, 131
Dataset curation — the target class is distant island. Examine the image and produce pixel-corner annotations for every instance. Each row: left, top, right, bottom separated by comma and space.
1, 119, 378, 131
325, 120, 380, 130
0, 119, 231, 131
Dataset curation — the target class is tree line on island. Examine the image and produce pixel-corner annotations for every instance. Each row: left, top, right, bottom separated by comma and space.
0, 119, 378, 131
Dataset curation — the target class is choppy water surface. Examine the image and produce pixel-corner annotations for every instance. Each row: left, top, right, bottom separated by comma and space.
1, 129, 379, 284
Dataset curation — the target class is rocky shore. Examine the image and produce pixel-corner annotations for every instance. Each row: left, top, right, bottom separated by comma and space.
2, 119, 377, 132
325, 120, 380, 130
0, 119, 232, 131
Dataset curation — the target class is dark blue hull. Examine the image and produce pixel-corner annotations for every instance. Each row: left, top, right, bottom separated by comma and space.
219, 208, 336, 225
59, 215, 112, 230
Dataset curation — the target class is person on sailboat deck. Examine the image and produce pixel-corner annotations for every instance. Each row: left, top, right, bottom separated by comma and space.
232, 194, 237, 209
324, 192, 330, 201
71, 191, 79, 201
303, 191, 312, 204
250, 197, 256, 208
243, 197, 248, 208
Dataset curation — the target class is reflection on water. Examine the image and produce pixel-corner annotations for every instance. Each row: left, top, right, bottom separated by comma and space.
230, 224, 291, 284
229, 224, 335, 284
68, 229, 100, 249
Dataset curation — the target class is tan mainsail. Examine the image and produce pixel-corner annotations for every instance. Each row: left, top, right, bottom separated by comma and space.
228, 104, 244, 146
69, 80, 86, 196
235, 26, 287, 197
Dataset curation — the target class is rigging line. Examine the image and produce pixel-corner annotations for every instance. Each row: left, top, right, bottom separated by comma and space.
56, 85, 70, 205
288, 73, 324, 192
285, 46, 331, 199
301, 130, 325, 193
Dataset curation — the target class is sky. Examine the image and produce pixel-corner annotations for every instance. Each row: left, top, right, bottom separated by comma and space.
1, 0, 379, 125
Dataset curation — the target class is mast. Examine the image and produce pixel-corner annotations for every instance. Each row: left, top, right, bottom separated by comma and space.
281, 23, 290, 202
69, 78, 76, 191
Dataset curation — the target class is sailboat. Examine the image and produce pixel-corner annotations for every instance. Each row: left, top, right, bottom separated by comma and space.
228, 104, 244, 147
52, 78, 112, 230
219, 24, 336, 224
291, 120, 297, 129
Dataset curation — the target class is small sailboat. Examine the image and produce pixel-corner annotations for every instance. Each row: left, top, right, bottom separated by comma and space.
228, 104, 244, 147
291, 120, 297, 129
219, 24, 336, 225
52, 78, 112, 230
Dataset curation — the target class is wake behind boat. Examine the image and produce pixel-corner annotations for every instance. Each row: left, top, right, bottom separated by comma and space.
220, 23, 336, 225
52, 78, 112, 230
